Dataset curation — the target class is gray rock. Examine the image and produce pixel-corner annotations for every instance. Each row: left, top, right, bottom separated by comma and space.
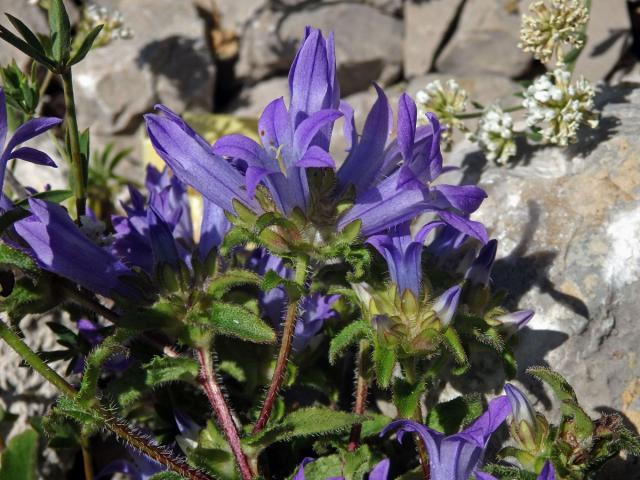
574, 0, 629, 82
228, 76, 289, 117
213, 0, 265, 32
73, 0, 215, 135
436, 0, 531, 78
446, 86, 640, 444
238, 3, 403, 95
403, 0, 465, 78
407, 73, 521, 106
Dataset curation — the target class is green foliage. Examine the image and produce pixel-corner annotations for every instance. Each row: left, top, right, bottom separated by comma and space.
393, 377, 426, 419
0, 428, 39, 480
48, 0, 71, 63
328, 320, 371, 365
0, 276, 58, 321
0, 61, 39, 118
144, 356, 200, 386
426, 394, 483, 435
0, 244, 39, 278
195, 302, 276, 344
207, 269, 261, 299
246, 407, 363, 450
527, 366, 577, 403
373, 341, 396, 388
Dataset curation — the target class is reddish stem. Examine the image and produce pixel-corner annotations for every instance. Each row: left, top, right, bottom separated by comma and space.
252, 301, 298, 434
348, 340, 369, 451
196, 348, 254, 480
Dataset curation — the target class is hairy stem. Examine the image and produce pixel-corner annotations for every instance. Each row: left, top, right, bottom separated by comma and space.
252, 255, 308, 434
348, 339, 370, 451
61, 69, 86, 218
0, 321, 212, 480
403, 360, 431, 480
196, 348, 254, 480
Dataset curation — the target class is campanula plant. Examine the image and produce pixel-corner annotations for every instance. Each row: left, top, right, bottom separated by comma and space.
0, 2, 637, 480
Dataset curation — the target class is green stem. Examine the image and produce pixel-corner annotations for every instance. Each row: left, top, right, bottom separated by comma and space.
0, 320, 213, 480
81, 441, 94, 480
60, 69, 86, 218
456, 105, 525, 120
402, 359, 430, 480
37, 69, 54, 115
252, 254, 308, 434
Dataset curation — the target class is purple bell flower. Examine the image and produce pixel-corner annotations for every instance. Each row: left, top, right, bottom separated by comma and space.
504, 383, 537, 431
293, 457, 389, 480
497, 310, 535, 337
367, 220, 444, 297
382, 395, 511, 480
0, 88, 61, 204
12, 199, 138, 300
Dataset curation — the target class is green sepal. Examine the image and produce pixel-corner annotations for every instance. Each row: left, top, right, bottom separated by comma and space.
195, 302, 276, 344
328, 320, 371, 365
373, 341, 396, 389
560, 399, 593, 440
442, 327, 468, 368
497, 446, 538, 468
143, 356, 200, 386
393, 377, 426, 419
0, 428, 38, 480
527, 366, 577, 403
245, 407, 363, 450
48, 0, 71, 64
426, 394, 483, 435
69, 24, 103, 66
207, 269, 261, 299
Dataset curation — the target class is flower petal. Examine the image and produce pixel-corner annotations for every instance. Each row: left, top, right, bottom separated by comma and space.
296, 145, 335, 168
397, 93, 417, 163
437, 210, 488, 244
293, 108, 342, 157
258, 97, 293, 149
9, 146, 57, 167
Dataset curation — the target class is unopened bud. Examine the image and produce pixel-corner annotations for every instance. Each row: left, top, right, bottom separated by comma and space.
432, 285, 461, 326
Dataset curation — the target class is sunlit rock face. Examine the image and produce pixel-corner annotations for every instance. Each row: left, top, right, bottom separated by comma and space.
445, 87, 640, 450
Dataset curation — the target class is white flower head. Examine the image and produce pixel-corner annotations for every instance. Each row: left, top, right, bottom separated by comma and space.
475, 105, 517, 164
523, 68, 598, 146
519, 0, 589, 64
416, 79, 469, 150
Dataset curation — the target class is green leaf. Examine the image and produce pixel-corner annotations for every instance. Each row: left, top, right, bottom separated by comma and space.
15, 189, 73, 207
5, 14, 44, 55
426, 394, 483, 435
247, 407, 362, 449
527, 367, 577, 403
329, 320, 371, 365
0, 428, 38, 480
393, 378, 425, 419
207, 269, 261, 299
117, 303, 180, 331
300, 454, 343, 480
148, 473, 185, 480
561, 400, 593, 440
501, 345, 517, 379
218, 360, 246, 383
1, 277, 58, 320
360, 413, 391, 439
373, 341, 396, 388
199, 302, 276, 344
0, 25, 57, 70
69, 25, 103, 65
343, 445, 373, 480
0, 244, 38, 277
144, 356, 200, 386
48, 0, 71, 63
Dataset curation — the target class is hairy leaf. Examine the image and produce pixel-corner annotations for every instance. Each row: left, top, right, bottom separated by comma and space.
393, 378, 426, 419
207, 269, 261, 299
0, 428, 38, 480
527, 367, 577, 403
426, 394, 483, 435
199, 302, 276, 344
329, 320, 371, 365
144, 356, 200, 386
373, 342, 396, 389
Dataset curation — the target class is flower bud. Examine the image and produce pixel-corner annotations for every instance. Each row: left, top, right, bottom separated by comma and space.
432, 285, 461, 326
497, 310, 535, 338
465, 239, 497, 287
505, 383, 546, 453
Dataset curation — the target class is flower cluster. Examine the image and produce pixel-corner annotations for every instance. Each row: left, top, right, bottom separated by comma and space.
78, 3, 133, 47
416, 79, 469, 150
474, 105, 517, 164
523, 68, 599, 146
519, 0, 589, 64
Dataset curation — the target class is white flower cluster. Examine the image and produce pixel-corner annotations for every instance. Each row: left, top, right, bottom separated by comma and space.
475, 106, 516, 165
81, 4, 133, 46
523, 68, 598, 146
519, 0, 589, 64
416, 79, 469, 150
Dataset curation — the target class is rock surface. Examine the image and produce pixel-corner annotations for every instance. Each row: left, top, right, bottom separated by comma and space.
436, 0, 531, 78
445, 87, 640, 464
237, 3, 403, 95
0, 0, 49, 67
73, 0, 216, 135
403, 0, 464, 78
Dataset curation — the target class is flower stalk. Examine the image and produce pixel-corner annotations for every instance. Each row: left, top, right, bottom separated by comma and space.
0, 320, 213, 480
61, 69, 87, 218
348, 339, 370, 452
196, 347, 254, 480
253, 254, 309, 434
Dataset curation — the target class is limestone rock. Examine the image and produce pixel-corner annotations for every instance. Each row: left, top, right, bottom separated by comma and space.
73, 0, 216, 135
238, 3, 403, 95
228, 76, 289, 117
436, 0, 531, 78
0, 0, 49, 68
574, 0, 630, 82
445, 86, 640, 459
404, 0, 465, 78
